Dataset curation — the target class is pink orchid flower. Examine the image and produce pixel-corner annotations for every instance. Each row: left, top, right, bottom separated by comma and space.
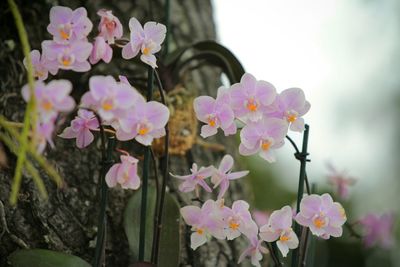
97, 9, 123, 44
211, 154, 249, 199
267, 88, 310, 132
116, 98, 169, 145
238, 235, 268, 267
59, 109, 99, 148
252, 210, 270, 227
222, 200, 258, 240
239, 118, 288, 162
295, 193, 347, 239
42, 40, 93, 72
326, 162, 357, 199
122, 17, 166, 68
23, 50, 57, 80
181, 200, 226, 250
193, 86, 236, 138
105, 154, 140, 190
359, 213, 396, 249
47, 6, 93, 44
81, 75, 142, 123
21, 80, 75, 123
35, 120, 56, 154
259, 206, 299, 257
170, 163, 215, 196
89, 37, 113, 64
230, 73, 276, 123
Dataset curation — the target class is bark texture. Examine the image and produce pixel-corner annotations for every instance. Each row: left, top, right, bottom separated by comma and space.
0, 1, 251, 266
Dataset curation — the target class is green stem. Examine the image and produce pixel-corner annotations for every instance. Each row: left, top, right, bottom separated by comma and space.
93, 132, 115, 267
7, 0, 37, 205
291, 125, 310, 267
138, 67, 154, 261
151, 70, 170, 264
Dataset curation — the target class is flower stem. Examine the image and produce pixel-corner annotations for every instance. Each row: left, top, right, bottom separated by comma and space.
151, 70, 170, 264
291, 124, 310, 267
138, 67, 154, 261
7, 0, 37, 205
93, 128, 115, 267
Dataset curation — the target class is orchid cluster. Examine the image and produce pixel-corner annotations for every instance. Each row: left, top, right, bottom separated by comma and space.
21, 80, 75, 153
194, 73, 310, 162
19, 5, 169, 191
24, 6, 166, 81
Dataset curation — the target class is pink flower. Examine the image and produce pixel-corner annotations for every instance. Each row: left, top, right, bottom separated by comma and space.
295, 193, 347, 239
239, 118, 288, 162
238, 235, 268, 267
47, 6, 93, 44
359, 213, 396, 249
105, 154, 140, 190
21, 80, 75, 123
170, 163, 215, 196
230, 73, 276, 123
116, 98, 170, 145
222, 200, 258, 240
180, 200, 226, 249
193, 87, 236, 138
97, 9, 123, 44
89, 36, 113, 64
122, 17, 166, 68
211, 154, 249, 199
259, 206, 299, 257
59, 109, 99, 148
252, 210, 270, 227
326, 162, 356, 199
23, 50, 57, 80
267, 88, 310, 132
81, 75, 142, 123
35, 120, 55, 154
42, 40, 93, 72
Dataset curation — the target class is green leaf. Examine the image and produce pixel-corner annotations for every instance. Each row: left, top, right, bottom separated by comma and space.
158, 192, 181, 267
124, 185, 157, 262
123, 185, 181, 266
8, 249, 91, 267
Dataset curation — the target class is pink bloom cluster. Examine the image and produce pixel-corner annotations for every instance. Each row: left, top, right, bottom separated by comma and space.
170, 154, 249, 199
21, 80, 75, 153
326, 162, 357, 199
59, 75, 169, 149
106, 153, 140, 190
122, 17, 167, 68
359, 212, 396, 249
179, 186, 346, 266
194, 73, 310, 162
23, 6, 126, 79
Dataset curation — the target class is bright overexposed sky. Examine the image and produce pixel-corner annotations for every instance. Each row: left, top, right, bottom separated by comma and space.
213, 0, 400, 214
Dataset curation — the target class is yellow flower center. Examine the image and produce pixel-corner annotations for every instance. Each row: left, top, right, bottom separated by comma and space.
142, 47, 151, 55
62, 58, 71, 66
339, 207, 346, 219
196, 228, 204, 235
102, 102, 113, 111
261, 140, 271, 151
208, 116, 217, 127
60, 29, 70, 40
229, 221, 240, 230
41, 100, 53, 111
287, 114, 297, 123
138, 127, 149, 135
35, 70, 45, 78
279, 235, 290, 242
246, 99, 258, 111
313, 218, 325, 228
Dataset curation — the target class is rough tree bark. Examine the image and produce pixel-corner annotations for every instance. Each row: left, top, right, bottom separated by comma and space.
0, 1, 251, 266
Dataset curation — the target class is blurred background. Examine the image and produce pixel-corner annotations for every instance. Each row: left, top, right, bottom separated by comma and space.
213, 0, 400, 266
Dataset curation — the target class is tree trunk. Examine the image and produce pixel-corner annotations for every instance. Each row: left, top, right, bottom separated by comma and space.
0, 1, 250, 266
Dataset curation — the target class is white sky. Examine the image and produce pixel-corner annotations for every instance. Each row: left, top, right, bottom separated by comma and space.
213, 0, 400, 214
